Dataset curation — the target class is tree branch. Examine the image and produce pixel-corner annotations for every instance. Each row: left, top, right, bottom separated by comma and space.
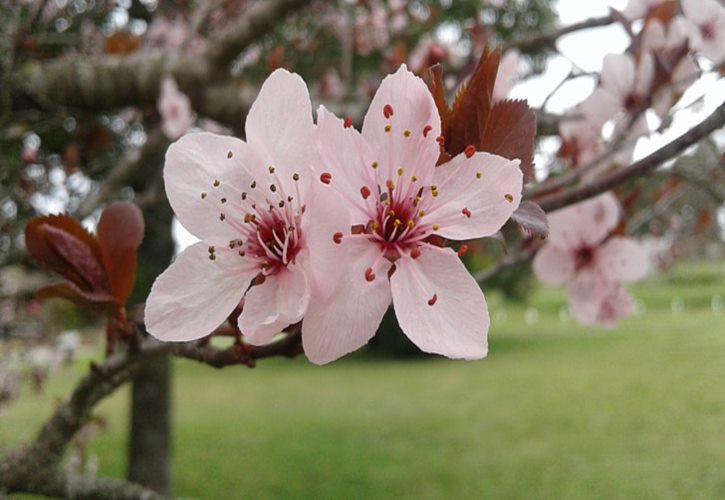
536, 100, 725, 213
506, 14, 615, 52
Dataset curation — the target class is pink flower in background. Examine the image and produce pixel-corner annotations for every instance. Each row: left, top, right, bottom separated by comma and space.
492, 49, 520, 102
307, 65, 523, 364
146, 69, 347, 346
587, 52, 655, 124
682, 0, 725, 63
157, 77, 195, 141
533, 193, 650, 326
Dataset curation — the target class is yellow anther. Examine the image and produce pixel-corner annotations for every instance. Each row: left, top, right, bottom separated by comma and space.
411, 175, 418, 182
201, 192, 207, 199
418, 210, 425, 217
397, 168, 404, 176
393, 219, 401, 227
432, 223, 440, 231
403, 130, 411, 137
268, 165, 275, 174
384, 124, 391, 132
407, 220, 415, 228
372, 161, 379, 169
504, 193, 514, 203
476, 171, 482, 179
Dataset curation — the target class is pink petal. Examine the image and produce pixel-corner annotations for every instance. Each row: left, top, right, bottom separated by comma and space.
145, 242, 257, 341
596, 284, 634, 327
532, 243, 575, 286
245, 69, 313, 190
424, 152, 522, 240
580, 88, 619, 128
302, 180, 351, 299
549, 192, 620, 249
596, 237, 650, 283
301, 240, 392, 365
635, 52, 655, 97
566, 270, 611, 325
600, 53, 636, 101
164, 131, 260, 244
312, 106, 377, 221
361, 65, 441, 185
390, 247, 488, 359
239, 267, 310, 345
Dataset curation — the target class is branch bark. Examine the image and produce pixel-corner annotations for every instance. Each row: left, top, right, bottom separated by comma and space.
506, 14, 616, 52
536, 100, 725, 213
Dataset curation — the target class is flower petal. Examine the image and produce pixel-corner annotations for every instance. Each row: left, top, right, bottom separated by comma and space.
424, 152, 522, 240
245, 69, 313, 191
303, 180, 350, 299
600, 53, 636, 101
549, 192, 620, 249
145, 242, 257, 341
596, 236, 650, 283
566, 270, 611, 326
312, 106, 377, 221
164, 131, 260, 243
532, 243, 574, 286
361, 65, 441, 185
390, 247, 488, 359
239, 267, 310, 345
301, 240, 392, 365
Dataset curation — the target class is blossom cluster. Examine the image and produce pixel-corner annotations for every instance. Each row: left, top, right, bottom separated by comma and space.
145, 65, 524, 364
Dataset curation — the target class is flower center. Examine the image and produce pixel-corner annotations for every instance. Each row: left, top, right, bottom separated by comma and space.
574, 245, 595, 271
201, 162, 305, 275
700, 22, 715, 41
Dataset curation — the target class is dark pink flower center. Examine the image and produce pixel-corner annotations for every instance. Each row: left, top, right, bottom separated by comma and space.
574, 245, 595, 271
700, 22, 715, 41
201, 164, 305, 276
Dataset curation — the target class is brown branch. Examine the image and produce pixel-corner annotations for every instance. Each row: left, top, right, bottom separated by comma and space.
206, 0, 309, 68
506, 14, 615, 52
536, 100, 725, 213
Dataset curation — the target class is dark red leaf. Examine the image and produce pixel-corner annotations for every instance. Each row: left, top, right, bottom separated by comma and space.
446, 46, 501, 156
25, 215, 106, 292
480, 99, 537, 183
510, 201, 549, 239
427, 64, 450, 136
96, 202, 145, 305
35, 282, 120, 315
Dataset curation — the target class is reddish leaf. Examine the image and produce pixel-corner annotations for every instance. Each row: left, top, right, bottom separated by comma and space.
96, 202, 145, 304
427, 64, 450, 135
446, 46, 501, 156
104, 32, 142, 54
480, 99, 537, 183
25, 215, 105, 292
35, 282, 119, 315
510, 201, 549, 239
644, 0, 679, 26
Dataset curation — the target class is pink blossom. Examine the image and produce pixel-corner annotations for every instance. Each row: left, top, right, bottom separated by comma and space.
407, 37, 447, 74
157, 77, 195, 141
307, 65, 523, 364
146, 70, 347, 345
492, 49, 521, 102
533, 193, 650, 326
586, 52, 655, 124
641, 17, 689, 52
682, 0, 725, 63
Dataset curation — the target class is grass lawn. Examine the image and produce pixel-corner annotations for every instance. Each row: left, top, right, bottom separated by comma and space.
2, 260, 724, 499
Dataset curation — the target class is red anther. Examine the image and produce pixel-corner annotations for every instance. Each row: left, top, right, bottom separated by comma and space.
386, 179, 395, 190
464, 145, 476, 158
423, 125, 433, 137
320, 172, 332, 184
462, 207, 472, 218
344, 116, 353, 128
360, 186, 371, 199
427, 293, 438, 306
457, 244, 469, 257
435, 135, 445, 145
365, 267, 376, 282
333, 232, 343, 244
383, 104, 394, 118
410, 246, 421, 259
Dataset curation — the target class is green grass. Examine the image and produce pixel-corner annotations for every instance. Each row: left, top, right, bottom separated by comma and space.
2, 260, 724, 499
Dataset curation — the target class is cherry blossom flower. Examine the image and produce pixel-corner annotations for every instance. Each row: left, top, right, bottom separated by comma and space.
681, 0, 725, 63
533, 193, 650, 326
146, 69, 347, 346
306, 65, 523, 364
586, 52, 655, 124
157, 77, 195, 141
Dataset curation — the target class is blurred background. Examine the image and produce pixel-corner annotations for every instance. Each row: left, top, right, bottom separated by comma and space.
1, 0, 724, 498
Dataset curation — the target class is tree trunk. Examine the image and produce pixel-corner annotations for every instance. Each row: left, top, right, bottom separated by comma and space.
125, 148, 175, 495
